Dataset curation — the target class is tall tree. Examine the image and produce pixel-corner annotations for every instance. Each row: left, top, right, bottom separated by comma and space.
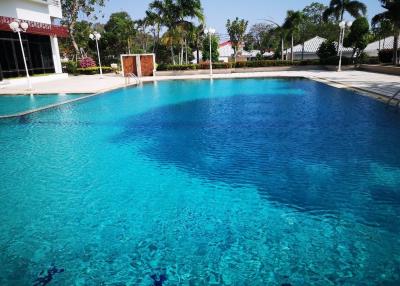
343, 17, 371, 61
61, 0, 107, 57
372, 0, 400, 65
103, 12, 136, 54
283, 10, 305, 62
148, 0, 204, 64
226, 17, 249, 62
322, 0, 367, 22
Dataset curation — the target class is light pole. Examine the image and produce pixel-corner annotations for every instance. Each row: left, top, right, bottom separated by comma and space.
9, 20, 31, 90
337, 20, 352, 72
89, 31, 103, 78
259, 18, 284, 61
204, 27, 216, 76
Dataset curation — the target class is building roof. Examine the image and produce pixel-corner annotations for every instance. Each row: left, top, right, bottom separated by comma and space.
285, 36, 353, 54
365, 36, 400, 52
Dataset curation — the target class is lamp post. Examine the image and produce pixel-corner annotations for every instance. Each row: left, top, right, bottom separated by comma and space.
204, 27, 216, 76
89, 31, 103, 78
337, 20, 352, 72
259, 19, 284, 61
9, 20, 31, 90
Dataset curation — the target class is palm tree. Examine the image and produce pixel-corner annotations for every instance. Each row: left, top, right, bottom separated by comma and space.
283, 10, 305, 62
148, 0, 204, 65
322, 0, 367, 22
372, 0, 400, 65
188, 24, 205, 64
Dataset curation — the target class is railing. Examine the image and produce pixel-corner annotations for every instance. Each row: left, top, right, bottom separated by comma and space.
125, 73, 141, 85
387, 89, 400, 109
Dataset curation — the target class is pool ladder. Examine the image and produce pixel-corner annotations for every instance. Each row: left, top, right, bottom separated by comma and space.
125, 73, 141, 86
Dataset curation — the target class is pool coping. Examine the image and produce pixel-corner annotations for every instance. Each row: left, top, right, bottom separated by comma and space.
0, 74, 398, 119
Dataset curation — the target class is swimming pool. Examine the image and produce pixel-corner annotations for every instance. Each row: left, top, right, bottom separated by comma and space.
0, 78, 399, 285
0, 93, 89, 117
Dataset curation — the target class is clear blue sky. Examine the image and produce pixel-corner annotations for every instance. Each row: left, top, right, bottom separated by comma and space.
94, 0, 383, 40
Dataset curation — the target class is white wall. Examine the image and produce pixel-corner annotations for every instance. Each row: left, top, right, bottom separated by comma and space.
50, 36, 62, 73
0, 0, 60, 24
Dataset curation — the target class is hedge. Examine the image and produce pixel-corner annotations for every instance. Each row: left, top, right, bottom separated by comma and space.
157, 59, 321, 71
319, 56, 353, 66
378, 49, 400, 63
76, 67, 114, 75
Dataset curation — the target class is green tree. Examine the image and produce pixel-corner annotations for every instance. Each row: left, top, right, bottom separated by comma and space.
372, 0, 400, 65
202, 34, 219, 62
103, 12, 136, 54
343, 17, 371, 61
61, 0, 107, 57
303, 2, 328, 24
188, 24, 205, 64
226, 17, 249, 62
148, 0, 204, 64
322, 0, 367, 22
317, 39, 337, 60
283, 10, 305, 62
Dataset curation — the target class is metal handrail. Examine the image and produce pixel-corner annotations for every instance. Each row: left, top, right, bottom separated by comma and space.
125, 73, 141, 85
387, 89, 400, 108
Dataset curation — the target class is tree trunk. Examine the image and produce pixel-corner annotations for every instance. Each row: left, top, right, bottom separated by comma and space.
281, 37, 284, 61
301, 41, 305, 60
185, 39, 188, 64
291, 34, 294, 62
170, 45, 175, 65
393, 31, 399, 65
67, 0, 80, 57
196, 41, 200, 64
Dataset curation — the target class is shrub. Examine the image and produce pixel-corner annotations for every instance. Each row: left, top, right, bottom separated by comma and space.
76, 67, 114, 75
317, 40, 337, 61
360, 57, 380, 64
156, 59, 321, 71
378, 49, 400, 63
63, 61, 77, 74
79, 57, 96, 68
320, 55, 353, 65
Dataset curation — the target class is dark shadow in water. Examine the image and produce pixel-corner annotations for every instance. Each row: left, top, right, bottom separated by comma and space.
113, 81, 400, 229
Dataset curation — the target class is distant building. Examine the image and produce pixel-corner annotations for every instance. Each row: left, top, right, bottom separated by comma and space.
284, 36, 353, 60
0, 0, 68, 80
364, 36, 400, 57
193, 40, 251, 63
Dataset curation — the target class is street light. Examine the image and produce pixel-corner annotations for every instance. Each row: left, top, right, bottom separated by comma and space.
9, 20, 31, 90
337, 20, 352, 72
89, 31, 103, 78
204, 27, 216, 77
259, 18, 284, 61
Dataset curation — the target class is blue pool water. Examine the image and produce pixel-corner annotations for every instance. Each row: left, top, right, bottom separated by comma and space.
0, 78, 400, 285
0, 93, 88, 116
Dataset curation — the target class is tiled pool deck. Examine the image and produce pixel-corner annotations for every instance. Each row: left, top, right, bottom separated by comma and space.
0, 70, 399, 103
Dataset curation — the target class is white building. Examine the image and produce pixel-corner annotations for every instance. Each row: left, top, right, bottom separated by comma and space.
0, 0, 67, 80
284, 36, 353, 60
364, 36, 400, 57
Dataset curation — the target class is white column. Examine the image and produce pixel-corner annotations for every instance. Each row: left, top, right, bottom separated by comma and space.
50, 36, 62, 74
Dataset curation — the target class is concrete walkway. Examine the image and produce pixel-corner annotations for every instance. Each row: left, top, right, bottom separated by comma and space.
1, 71, 399, 102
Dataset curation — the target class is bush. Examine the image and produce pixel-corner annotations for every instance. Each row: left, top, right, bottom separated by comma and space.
378, 49, 400, 63
317, 40, 337, 61
361, 57, 380, 64
156, 59, 321, 71
79, 57, 96, 68
320, 55, 353, 65
63, 61, 77, 74
76, 67, 114, 75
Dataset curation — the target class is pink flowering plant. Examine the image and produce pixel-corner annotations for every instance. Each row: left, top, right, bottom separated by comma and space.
79, 57, 96, 68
